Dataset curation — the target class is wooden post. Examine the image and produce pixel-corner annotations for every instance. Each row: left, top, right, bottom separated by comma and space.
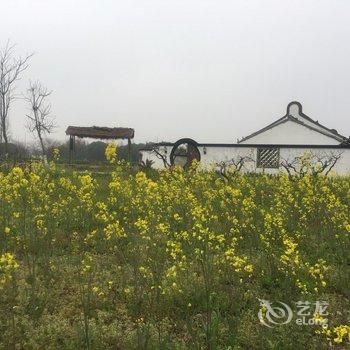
128, 138, 131, 163
69, 135, 76, 165
73, 136, 76, 163
69, 135, 73, 164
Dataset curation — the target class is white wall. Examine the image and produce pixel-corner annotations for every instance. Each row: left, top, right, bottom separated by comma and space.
239, 120, 340, 145
139, 148, 170, 169
140, 145, 350, 175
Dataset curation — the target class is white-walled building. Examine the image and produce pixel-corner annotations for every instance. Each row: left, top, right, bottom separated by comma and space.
139, 102, 350, 175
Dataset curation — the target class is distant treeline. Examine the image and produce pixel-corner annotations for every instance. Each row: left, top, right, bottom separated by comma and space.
0, 140, 148, 164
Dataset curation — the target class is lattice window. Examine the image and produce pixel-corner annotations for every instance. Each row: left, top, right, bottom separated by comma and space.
257, 148, 280, 168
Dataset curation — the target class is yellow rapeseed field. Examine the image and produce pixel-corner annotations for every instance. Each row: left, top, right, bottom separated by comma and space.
0, 147, 349, 349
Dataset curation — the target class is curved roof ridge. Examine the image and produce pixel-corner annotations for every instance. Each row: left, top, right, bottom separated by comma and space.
239, 102, 348, 144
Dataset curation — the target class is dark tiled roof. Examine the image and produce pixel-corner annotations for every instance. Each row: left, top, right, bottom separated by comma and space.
238, 101, 347, 144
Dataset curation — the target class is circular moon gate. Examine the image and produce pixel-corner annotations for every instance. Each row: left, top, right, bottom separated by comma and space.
170, 138, 201, 168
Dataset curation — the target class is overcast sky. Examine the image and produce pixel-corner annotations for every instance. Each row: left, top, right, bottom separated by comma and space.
2, 0, 350, 145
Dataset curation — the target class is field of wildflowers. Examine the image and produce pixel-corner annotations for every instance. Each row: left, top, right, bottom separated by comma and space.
0, 148, 349, 349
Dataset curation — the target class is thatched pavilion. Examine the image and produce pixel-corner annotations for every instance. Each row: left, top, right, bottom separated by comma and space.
65, 126, 135, 163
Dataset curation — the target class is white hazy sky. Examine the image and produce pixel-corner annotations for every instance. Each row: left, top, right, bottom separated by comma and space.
2, 0, 350, 145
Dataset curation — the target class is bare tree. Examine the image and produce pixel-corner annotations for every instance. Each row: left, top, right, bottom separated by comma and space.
152, 147, 171, 168
217, 156, 254, 181
0, 41, 32, 156
25, 81, 56, 159
280, 151, 342, 179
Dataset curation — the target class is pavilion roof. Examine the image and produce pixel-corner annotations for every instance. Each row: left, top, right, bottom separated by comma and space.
65, 126, 134, 139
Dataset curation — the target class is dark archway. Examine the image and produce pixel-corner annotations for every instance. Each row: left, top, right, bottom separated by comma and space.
170, 138, 201, 168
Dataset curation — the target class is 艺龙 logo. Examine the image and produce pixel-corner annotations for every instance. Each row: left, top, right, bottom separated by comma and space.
258, 299, 293, 328
258, 299, 329, 327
